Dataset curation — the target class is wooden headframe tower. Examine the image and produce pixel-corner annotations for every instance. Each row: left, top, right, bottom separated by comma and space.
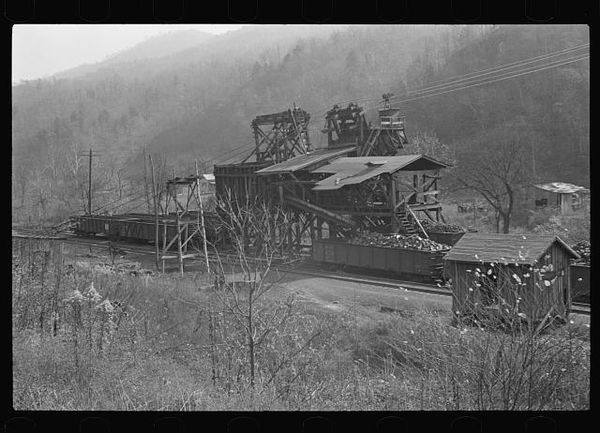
358, 94, 409, 156
322, 102, 370, 149
322, 96, 408, 157
243, 104, 311, 164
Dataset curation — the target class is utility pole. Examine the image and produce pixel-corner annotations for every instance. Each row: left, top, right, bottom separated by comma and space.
195, 160, 210, 273
531, 141, 537, 183
149, 154, 160, 271
175, 197, 184, 276
143, 146, 152, 213
88, 148, 93, 214
79, 148, 102, 215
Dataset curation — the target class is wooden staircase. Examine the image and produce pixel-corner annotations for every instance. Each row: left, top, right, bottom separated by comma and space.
394, 203, 428, 238
395, 207, 417, 235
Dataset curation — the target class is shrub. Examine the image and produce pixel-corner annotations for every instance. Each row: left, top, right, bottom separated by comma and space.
532, 213, 590, 244
346, 310, 589, 410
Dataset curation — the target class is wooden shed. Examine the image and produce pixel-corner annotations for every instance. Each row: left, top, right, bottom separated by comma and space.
444, 233, 579, 324
533, 182, 590, 214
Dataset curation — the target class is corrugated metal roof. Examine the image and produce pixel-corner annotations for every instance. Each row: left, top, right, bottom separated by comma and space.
312, 155, 448, 191
255, 146, 355, 175
443, 233, 579, 264
534, 182, 589, 194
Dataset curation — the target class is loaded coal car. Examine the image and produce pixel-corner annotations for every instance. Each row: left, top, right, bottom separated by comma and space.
419, 219, 466, 246
312, 232, 451, 283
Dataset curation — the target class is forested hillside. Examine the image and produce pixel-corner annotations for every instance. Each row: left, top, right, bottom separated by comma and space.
403, 25, 589, 186
12, 24, 589, 223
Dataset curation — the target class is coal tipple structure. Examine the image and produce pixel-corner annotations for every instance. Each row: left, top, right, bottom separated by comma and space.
214, 99, 450, 251
67, 97, 590, 308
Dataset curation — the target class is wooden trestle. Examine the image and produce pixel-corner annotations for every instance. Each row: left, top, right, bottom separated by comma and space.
160, 176, 210, 275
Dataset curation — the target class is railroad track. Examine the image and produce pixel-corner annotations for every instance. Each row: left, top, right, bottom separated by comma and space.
571, 302, 591, 316
282, 264, 591, 316
16, 232, 591, 316
59, 234, 161, 256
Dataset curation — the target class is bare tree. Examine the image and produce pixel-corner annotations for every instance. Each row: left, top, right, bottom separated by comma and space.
12, 161, 31, 210
152, 155, 171, 214
64, 142, 88, 214
457, 136, 528, 233
113, 166, 127, 200
207, 193, 324, 390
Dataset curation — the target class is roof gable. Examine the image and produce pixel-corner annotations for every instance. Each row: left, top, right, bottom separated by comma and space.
443, 233, 579, 264
534, 182, 589, 194
312, 154, 448, 191
255, 146, 355, 175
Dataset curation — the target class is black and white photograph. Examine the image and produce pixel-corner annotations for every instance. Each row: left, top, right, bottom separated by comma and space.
11, 24, 589, 411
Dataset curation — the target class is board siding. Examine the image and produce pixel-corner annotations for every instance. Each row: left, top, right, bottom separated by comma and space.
445, 240, 572, 322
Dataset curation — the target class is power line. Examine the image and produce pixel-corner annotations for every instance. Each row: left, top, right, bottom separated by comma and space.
304, 54, 590, 138
215, 147, 253, 165
379, 54, 589, 108
105, 195, 147, 215
72, 53, 589, 218
91, 185, 147, 213
208, 141, 254, 165
308, 42, 590, 118
402, 50, 590, 97
424, 43, 589, 87
189, 44, 590, 170
97, 196, 144, 216
118, 198, 149, 215
94, 191, 147, 215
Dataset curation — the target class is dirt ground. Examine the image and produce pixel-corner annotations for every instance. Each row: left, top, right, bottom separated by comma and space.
64, 242, 450, 310
274, 273, 452, 322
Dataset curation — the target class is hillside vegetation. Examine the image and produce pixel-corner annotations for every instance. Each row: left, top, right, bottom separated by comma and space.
12, 238, 590, 410
12, 25, 589, 223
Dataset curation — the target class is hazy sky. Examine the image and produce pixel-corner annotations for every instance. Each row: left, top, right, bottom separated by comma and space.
12, 24, 243, 83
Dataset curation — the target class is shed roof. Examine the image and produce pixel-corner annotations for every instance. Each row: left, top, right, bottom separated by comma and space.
312, 154, 448, 191
255, 146, 354, 175
534, 182, 589, 194
167, 175, 201, 185
443, 233, 579, 265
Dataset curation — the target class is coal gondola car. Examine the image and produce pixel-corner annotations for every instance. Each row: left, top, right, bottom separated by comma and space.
427, 231, 465, 247
72, 212, 219, 247
74, 214, 171, 243
312, 239, 447, 283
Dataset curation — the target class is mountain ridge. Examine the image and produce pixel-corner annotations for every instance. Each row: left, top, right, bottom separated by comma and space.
51, 29, 216, 80
11, 25, 589, 222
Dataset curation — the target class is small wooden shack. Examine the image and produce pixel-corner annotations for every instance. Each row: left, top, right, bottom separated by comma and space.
444, 233, 579, 323
533, 182, 590, 214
